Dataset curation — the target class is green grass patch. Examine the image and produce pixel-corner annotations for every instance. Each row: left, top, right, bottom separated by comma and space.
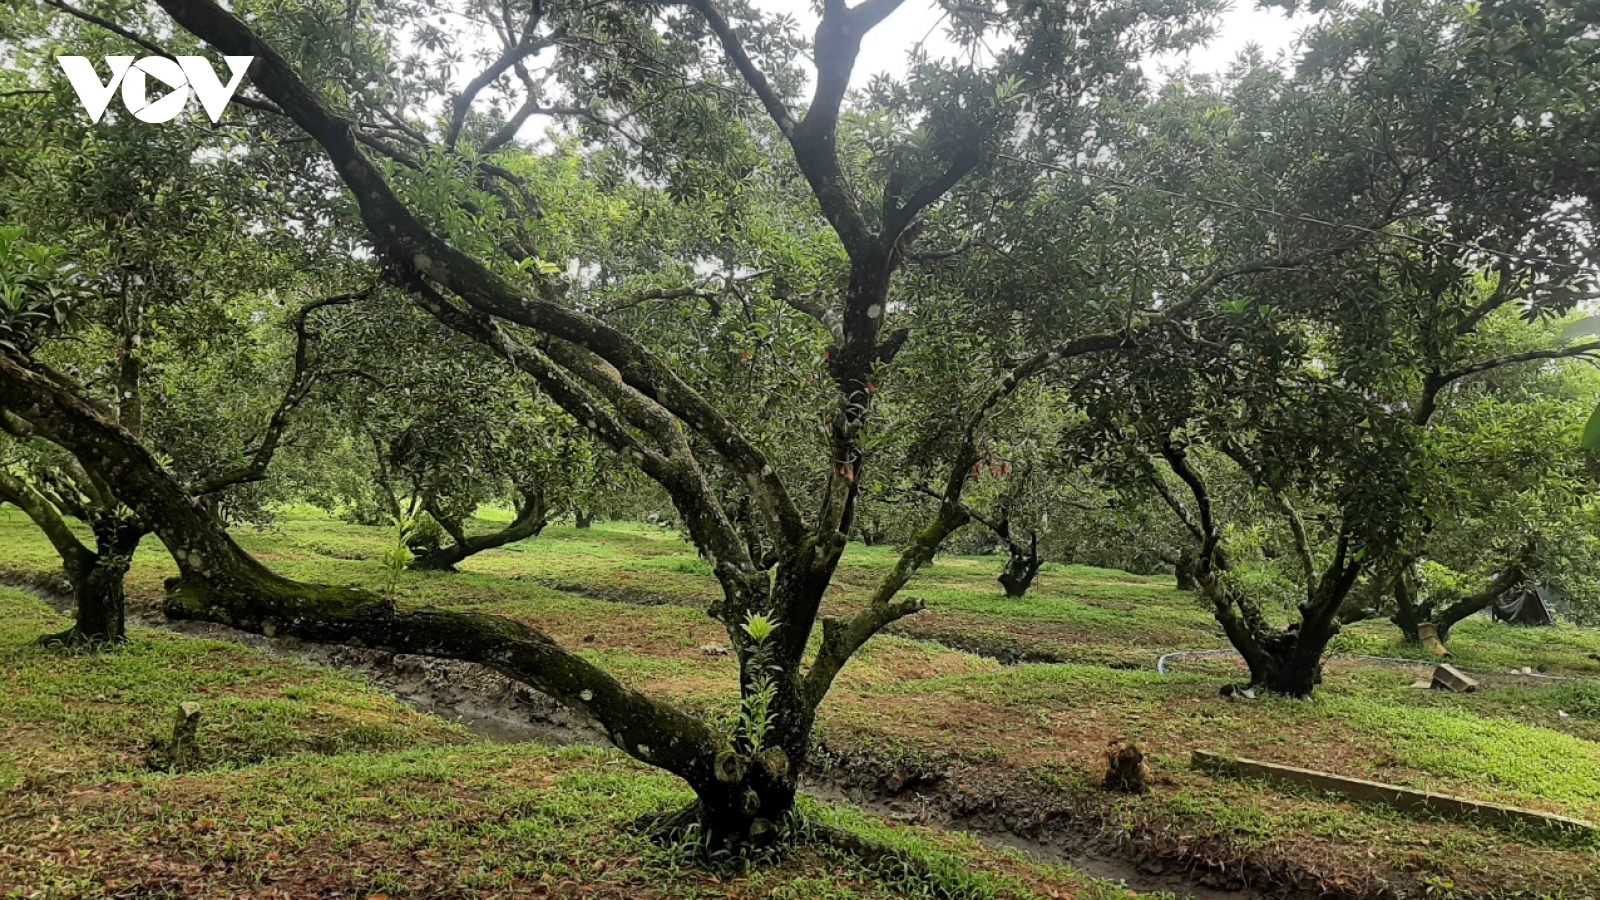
0, 586, 466, 794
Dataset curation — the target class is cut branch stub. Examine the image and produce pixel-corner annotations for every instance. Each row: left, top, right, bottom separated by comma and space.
168, 701, 202, 770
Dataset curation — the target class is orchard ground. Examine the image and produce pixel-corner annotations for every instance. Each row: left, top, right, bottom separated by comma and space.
3, 507, 1599, 899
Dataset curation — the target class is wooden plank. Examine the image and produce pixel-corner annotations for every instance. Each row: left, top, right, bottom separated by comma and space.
1431, 663, 1479, 693
1191, 750, 1595, 836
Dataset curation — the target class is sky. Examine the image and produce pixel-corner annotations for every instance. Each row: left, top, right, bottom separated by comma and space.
751, 0, 1316, 87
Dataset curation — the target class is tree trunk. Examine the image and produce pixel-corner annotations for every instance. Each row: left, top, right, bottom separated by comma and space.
1200, 562, 1354, 699
1387, 559, 1522, 646
574, 509, 593, 529
411, 490, 549, 572
64, 558, 130, 644
669, 739, 801, 848
997, 535, 1042, 599
0, 467, 145, 647
1174, 545, 1199, 592
43, 517, 146, 647
1434, 563, 1525, 643
1388, 561, 1429, 644
1244, 621, 1339, 698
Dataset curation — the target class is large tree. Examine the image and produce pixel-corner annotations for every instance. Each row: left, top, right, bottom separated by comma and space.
3, 0, 1241, 843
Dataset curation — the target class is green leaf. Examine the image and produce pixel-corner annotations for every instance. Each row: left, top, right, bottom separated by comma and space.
1582, 402, 1600, 452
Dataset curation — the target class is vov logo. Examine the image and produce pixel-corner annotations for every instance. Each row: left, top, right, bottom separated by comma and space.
56, 55, 254, 124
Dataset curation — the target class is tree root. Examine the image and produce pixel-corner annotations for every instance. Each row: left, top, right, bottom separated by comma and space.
632, 803, 706, 843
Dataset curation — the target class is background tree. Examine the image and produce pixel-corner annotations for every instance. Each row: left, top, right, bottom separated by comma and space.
308, 291, 598, 570
1037, 0, 1600, 694
1389, 337, 1600, 639
0, 14, 368, 642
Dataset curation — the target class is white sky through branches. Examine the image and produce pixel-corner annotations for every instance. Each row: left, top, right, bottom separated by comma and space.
749, 0, 1313, 86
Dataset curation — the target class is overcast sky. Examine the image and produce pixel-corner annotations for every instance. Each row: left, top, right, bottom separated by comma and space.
752, 0, 1316, 86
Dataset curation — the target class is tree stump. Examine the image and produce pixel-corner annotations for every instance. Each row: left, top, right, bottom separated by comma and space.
169, 702, 202, 770
1102, 740, 1150, 793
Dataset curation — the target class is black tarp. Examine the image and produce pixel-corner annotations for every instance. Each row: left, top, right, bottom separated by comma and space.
1491, 583, 1557, 626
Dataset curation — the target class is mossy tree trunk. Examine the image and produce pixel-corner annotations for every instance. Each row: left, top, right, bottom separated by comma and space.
61, 514, 147, 645
0, 461, 145, 646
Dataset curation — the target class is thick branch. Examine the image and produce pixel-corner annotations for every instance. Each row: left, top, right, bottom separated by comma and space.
682, 0, 881, 252
884, 153, 982, 241
1416, 340, 1600, 424
1455, 260, 1525, 336
413, 486, 548, 570
0, 468, 95, 575
480, 100, 591, 155
1159, 440, 1223, 572
803, 500, 966, 707
191, 291, 365, 496
0, 351, 722, 786
1137, 455, 1202, 542
1436, 558, 1526, 632
404, 280, 757, 581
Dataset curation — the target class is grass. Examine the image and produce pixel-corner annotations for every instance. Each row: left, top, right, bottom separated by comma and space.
1333, 617, 1600, 678
7, 743, 1139, 900
0, 585, 467, 795
0, 586, 1159, 900
4, 507, 1600, 898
